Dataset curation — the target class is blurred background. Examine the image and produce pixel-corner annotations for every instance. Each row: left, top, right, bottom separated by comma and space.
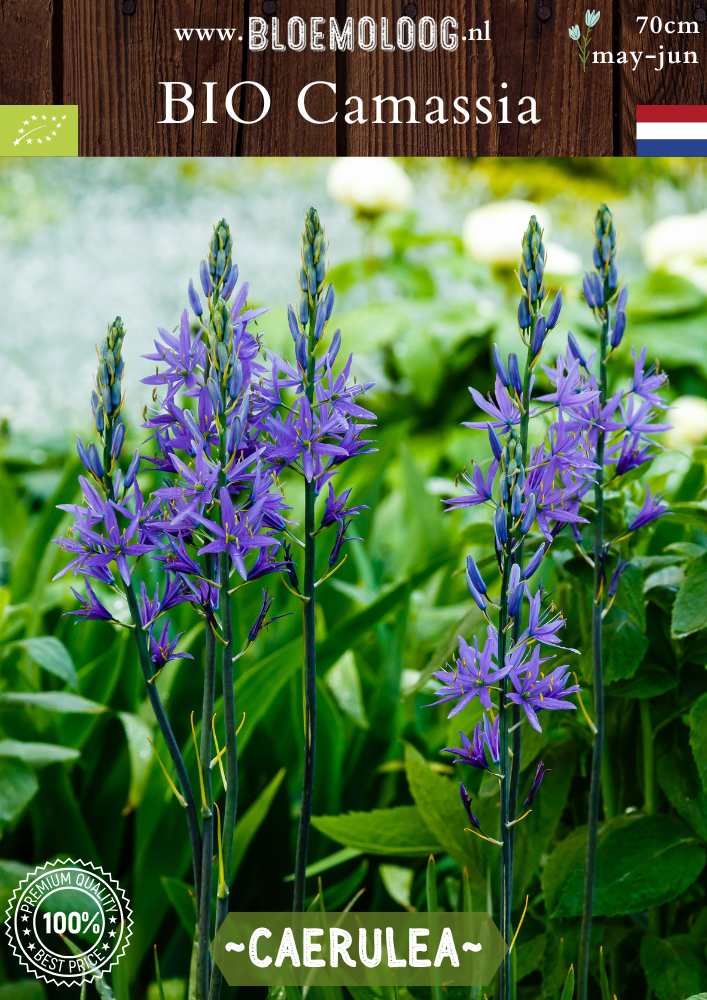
1, 158, 706, 1000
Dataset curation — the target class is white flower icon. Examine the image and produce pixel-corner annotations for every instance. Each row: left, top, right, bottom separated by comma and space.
569, 9, 601, 71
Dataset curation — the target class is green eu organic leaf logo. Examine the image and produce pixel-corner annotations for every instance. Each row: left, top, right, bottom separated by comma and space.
13, 111, 67, 148
0, 105, 78, 156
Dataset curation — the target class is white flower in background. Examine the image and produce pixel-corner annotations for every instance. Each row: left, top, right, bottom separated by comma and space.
585, 10, 601, 28
544, 241, 582, 278
667, 396, 707, 447
462, 200, 550, 267
569, 25, 581, 40
327, 158, 413, 216
642, 211, 707, 269
642, 211, 707, 291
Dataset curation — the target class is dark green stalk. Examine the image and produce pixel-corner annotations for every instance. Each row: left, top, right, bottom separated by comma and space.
208, 562, 235, 1000
197, 618, 217, 999
293, 308, 318, 913
640, 700, 655, 815
497, 544, 512, 1000
123, 582, 202, 897
218, 549, 237, 886
577, 304, 609, 1000
508, 341, 535, 905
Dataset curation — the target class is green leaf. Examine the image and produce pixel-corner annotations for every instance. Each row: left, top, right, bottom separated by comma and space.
325, 651, 368, 729
312, 806, 441, 857
404, 742, 471, 869
0, 859, 31, 914
0, 983, 46, 999
231, 768, 286, 879
629, 270, 706, 319
0, 739, 79, 767
147, 980, 185, 1000
657, 748, 707, 843
689, 693, 707, 795
640, 935, 707, 1000
0, 691, 105, 714
379, 865, 415, 910
161, 877, 195, 938
543, 815, 705, 918
0, 758, 38, 824
603, 564, 648, 683
560, 964, 575, 1000
672, 554, 707, 638
285, 848, 363, 883
598, 946, 611, 1000
118, 711, 154, 811
8, 636, 78, 688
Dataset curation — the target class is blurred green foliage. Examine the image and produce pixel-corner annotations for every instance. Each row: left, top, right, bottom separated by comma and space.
0, 158, 706, 999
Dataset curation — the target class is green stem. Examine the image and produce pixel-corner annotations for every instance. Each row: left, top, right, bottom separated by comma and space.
601, 744, 618, 819
577, 308, 609, 1000
207, 281, 238, 999
197, 620, 217, 999
508, 341, 535, 917
498, 547, 512, 1000
640, 700, 655, 815
293, 313, 318, 913
208, 544, 237, 1000
123, 582, 202, 898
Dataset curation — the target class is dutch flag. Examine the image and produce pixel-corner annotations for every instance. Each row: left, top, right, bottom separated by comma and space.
637, 106, 707, 156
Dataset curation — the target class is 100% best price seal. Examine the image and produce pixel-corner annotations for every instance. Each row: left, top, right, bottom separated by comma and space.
4, 859, 132, 988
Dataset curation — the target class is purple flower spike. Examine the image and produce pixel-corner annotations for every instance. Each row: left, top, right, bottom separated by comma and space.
188, 280, 203, 317
628, 488, 668, 532
522, 543, 546, 581
567, 332, 588, 369
321, 483, 366, 528
459, 783, 482, 831
523, 760, 549, 807
608, 559, 629, 599
443, 729, 488, 770
546, 291, 562, 330
531, 316, 547, 359
611, 309, 626, 349
431, 628, 510, 717
466, 555, 487, 596
492, 345, 510, 387
248, 589, 273, 643
68, 582, 114, 621
508, 354, 522, 394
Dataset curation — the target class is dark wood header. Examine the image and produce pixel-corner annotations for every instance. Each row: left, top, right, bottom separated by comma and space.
1, 1, 705, 156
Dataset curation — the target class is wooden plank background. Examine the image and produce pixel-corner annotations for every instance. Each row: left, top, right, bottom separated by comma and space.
0, 0, 705, 155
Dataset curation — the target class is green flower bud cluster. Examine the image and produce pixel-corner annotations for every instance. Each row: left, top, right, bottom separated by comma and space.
208, 218, 233, 291
519, 215, 547, 309
92, 316, 125, 436
299, 207, 327, 328
593, 203, 618, 292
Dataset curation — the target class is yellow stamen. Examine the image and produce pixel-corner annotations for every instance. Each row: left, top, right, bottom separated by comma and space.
215, 802, 227, 899
574, 672, 598, 735
464, 827, 503, 847
190, 711, 209, 812
509, 895, 529, 953
210, 714, 227, 789
147, 736, 187, 808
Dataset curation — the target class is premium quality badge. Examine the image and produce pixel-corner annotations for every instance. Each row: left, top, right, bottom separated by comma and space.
4, 858, 132, 988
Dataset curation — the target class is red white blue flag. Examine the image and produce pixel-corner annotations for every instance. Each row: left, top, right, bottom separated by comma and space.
637, 106, 707, 156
